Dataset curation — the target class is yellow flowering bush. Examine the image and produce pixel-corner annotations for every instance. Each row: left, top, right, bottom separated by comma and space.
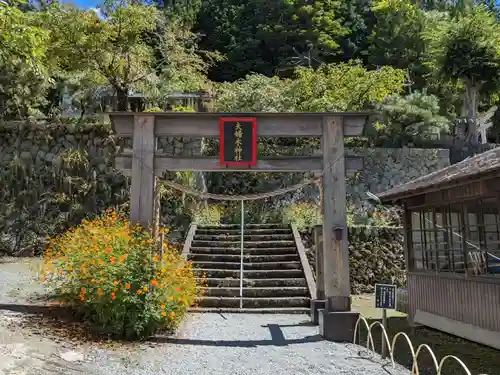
41, 209, 199, 339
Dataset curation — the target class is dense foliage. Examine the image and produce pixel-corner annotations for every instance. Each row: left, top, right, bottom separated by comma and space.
42, 210, 199, 339
2, 0, 500, 235
2, 0, 500, 139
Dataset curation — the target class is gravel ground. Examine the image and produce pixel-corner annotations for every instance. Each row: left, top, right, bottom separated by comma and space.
0, 258, 411, 375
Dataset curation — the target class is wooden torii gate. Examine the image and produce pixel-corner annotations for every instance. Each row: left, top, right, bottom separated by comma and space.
109, 112, 370, 342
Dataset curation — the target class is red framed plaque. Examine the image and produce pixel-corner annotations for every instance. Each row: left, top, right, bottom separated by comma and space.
219, 117, 257, 167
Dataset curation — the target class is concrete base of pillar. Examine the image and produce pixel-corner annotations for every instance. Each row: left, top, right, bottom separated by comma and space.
310, 299, 326, 325
326, 295, 351, 311
319, 309, 360, 342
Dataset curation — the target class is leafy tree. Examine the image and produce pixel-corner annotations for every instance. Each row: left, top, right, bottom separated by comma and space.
376, 91, 452, 144
416, 0, 499, 14
159, 0, 202, 26
41, 2, 213, 112
288, 63, 407, 112
332, 0, 374, 62
214, 75, 293, 112
215, 63, 406, 113
155, 25, 220, 97
195, 0, 347, 81
47, 4, 161, 111
423, 5, 500, 140
368, 0, 428, 91
0, 1, 52, 119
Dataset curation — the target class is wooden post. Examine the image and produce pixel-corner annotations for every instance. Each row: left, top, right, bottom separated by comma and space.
319, 115, 358, 342
314, 225, 325, 299
321, 115, 351, 311
130, 115, 156, 229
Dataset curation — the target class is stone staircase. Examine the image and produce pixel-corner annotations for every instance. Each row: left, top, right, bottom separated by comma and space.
188, 223, 311, 313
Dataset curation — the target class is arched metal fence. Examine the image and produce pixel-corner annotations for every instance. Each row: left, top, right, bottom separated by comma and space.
354, 315, 489, 375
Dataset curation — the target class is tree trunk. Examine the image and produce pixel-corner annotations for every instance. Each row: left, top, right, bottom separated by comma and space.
116, 87, 129, 112
463, 77, 482, 144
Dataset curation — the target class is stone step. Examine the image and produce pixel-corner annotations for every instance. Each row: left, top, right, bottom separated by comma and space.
195, 228, 292, 235
189, 247, 297, 255
193, 234, 294, 241
244, 278, 308, 287
188, 307, 309, 314
192, 261, 241, 270
200, 287, 309, 298
198, 296, 310, 308
197, 224, 290, 229
188, 253, 300, 263
244, 261, 302, 270
193, 269, 304, 279
191, 240, 296, 248
192, 261, 302, 270
198, 278, 307, 288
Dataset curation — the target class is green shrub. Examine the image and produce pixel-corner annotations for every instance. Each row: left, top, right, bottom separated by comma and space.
191, 204, 222, 226
282, 202, 322, 231
172, 105, 195, 112
41, 210, 200, 339
347, 204, 401, 227
145, 106, 163, 112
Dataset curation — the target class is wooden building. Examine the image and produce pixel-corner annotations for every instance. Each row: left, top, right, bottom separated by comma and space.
377, 146, 500, 350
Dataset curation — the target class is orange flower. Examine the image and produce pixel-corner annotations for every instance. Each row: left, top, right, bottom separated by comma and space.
169, 311, 175, 320
151, 280, 158, 287
161, 304, 166, 309
79, 294, 85, 301
175, 288, 180, 293
81, 287, 86, 294
153, 255, 159, 262
161, 311, 167, 317
110, 256, 115, 264
111, 292, 116, 300
105, 246, 111, 254
125, 283, 131, 289
113, 280, 119, 285
137, 289, 142, 295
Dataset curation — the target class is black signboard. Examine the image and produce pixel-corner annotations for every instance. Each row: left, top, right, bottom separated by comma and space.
219, 117, 257, 167
375, 283, 396, 309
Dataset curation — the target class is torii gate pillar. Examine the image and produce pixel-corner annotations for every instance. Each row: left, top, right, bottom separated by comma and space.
317, 115, 359, 342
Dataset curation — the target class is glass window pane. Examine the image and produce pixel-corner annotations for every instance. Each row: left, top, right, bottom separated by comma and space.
483, 199, 500, 277
407, 199, 500, 277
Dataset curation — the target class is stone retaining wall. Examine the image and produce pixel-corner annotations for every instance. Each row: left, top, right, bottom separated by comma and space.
0, 122, 448, 256
302, 226, 406, 294
347, 147, 450, 201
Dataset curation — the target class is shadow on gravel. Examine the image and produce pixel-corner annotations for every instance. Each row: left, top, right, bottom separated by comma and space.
151, 335, 323, 347
0, 303, 76, 319
151, 323, 323, 348
261, 321, 315, 328
0, 302, 112, 344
